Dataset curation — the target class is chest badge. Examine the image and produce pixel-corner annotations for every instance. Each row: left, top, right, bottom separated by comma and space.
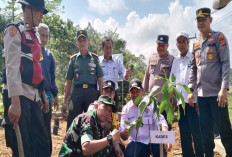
207, 38, 214, 43
208, 48, 213, 53
24, 32, 32, 40
194, 43, 200, 48
90, 57, 94, 63
208, 54, 213, 60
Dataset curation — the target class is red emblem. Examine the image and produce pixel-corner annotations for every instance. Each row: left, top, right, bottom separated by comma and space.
9, 26, 17, 36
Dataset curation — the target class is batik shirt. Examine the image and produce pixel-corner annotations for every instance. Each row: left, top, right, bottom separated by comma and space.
59, 110, 112, 157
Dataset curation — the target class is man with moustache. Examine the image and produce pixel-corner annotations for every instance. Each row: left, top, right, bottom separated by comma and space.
143, 35, 174, 129
62, 30, 103, 130
188, 8, 232, 156
59, 96, 120, 157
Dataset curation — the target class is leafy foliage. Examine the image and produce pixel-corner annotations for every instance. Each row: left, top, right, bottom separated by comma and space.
125, 73, 190, 135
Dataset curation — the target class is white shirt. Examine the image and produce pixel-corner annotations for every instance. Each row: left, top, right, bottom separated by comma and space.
119, 96, 168, 144
99, 55, 126, 89
169, 51, 197, 105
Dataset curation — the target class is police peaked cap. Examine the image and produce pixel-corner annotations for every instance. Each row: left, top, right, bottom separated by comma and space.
19, 0, 48, 14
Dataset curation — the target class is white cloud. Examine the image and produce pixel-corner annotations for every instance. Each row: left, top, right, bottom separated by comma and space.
79, 17, 119, 33
84, 0, 232, 66
87, 0, 126, 15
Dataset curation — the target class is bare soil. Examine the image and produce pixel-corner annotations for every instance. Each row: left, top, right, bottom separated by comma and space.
0, 117, 222, 157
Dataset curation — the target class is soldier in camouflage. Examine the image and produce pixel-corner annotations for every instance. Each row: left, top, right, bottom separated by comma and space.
59, 96, 120, 157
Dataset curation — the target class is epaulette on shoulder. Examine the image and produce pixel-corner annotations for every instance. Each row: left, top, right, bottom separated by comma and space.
4, 20, 23, 35
6, 20, 23, 29
70, 54, 77, 59
92, 53, 99, 57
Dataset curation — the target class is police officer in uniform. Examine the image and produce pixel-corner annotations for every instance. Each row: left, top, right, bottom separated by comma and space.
143, 35, 174, 130
62, 30, 103, 130
188, 8, 232, 156
143, 35, 174, 100
2, 0, 50, 156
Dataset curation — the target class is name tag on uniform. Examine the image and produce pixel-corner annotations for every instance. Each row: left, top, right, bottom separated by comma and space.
88, 63, 96, 67
150, 131, 175, 144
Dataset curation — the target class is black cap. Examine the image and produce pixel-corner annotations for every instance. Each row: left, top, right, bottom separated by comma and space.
103, 80, 115, 90
156, 35, 169, 44
19, 0, 48, 14
196, 8, 211, 19
77, 30, 88, 39
129, 78, 143, 91
98, 95, 116, 113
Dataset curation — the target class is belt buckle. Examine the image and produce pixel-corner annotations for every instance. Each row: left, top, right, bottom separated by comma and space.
83, 84, 88, 88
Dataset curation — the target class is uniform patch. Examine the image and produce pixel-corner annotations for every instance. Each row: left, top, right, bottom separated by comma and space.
24, 32, 32, 40
218, 34, 226, 46
196, 58, 199, 64
150, 62, 155, 65
40, 51, 43, 62
194, 43, 200, 48
208, 48, 213, 53
208, 32, 212, 36
9, 26, 17, 36
195, 52, 199, 57
208, 54, 213, 60
90, 58, 94, 63
207, 38, 214, 43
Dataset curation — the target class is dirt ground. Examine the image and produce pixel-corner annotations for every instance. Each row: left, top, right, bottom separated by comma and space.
0, 116, 222, 157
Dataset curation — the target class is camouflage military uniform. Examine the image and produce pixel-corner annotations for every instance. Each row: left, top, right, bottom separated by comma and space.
59, 110, 112, 157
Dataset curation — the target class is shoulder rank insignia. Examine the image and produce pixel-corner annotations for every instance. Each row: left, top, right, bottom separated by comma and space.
92, 53, 98, 57
9, 26, 18, 37
218, 34, 226, 46
70, 54, 77, 59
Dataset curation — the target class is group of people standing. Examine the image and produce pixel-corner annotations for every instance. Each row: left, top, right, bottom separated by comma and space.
1, 0, 232, 156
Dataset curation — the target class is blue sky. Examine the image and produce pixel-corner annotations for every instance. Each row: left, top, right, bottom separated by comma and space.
61, 0, 195, 25
60, 0, 232, 68
1, 0, 231, 66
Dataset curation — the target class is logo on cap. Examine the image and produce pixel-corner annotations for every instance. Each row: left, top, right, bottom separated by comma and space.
132, 82, 137, 87
80, 31, 83, 34
160, 37, 163, 41
107, 81, 112, 86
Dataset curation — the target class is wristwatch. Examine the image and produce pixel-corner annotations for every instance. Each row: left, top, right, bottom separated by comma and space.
107, 134, 113, 146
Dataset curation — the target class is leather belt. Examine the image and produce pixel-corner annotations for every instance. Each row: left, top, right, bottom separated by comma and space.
75, 84, 97, 89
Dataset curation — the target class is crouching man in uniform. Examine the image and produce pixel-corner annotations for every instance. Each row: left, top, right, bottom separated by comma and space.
59, 96, 120, 157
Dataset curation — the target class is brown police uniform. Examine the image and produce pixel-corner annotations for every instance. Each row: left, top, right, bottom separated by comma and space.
189, 30, 230, 96
188, 7, 232, 156
3, 21, 49, 156
143, 53, 174, 101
